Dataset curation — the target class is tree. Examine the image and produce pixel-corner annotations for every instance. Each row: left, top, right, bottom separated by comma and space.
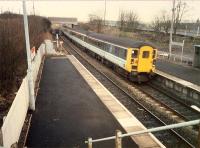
196, 18, 200, 27
173, 0, 187, 34
196, 18, 200, 24
88, 14, 103, 33
118, 11, 126, 31
160, 11, 171, 34
118, 10, 139, 32
151, 10, 172, 34
151, 16, 162, 33
126, 11, 139, 31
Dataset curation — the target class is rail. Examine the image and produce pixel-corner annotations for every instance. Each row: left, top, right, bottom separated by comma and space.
85, 120, 200, 148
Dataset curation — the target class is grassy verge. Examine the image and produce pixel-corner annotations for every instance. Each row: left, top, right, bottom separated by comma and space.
0, 12, 52, 124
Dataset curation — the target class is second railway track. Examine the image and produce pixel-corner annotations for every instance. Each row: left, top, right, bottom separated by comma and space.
61, 35, 198, 147
138, 83, 200, 121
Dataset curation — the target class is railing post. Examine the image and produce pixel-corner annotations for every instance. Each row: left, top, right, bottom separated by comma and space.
115, 130, 122, 148
88, 137, 92, 148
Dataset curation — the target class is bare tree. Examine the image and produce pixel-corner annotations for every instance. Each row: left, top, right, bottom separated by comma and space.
173, 0, 187, 34
196, 18, 200, 27
126, 11, 139, 31
151, 16, 162, 33
151, 10, 171, 34
118, 10, 139, 32
88, 14, 103, 33
118, 11, 126, 31
161, 11, 171, 34
197, 18, 200, 24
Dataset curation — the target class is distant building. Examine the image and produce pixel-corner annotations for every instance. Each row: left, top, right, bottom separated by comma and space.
49, 17, 78, 28
105, 20, 118, 27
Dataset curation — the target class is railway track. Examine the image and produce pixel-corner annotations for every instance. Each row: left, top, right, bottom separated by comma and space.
60, 35, 197, 147
138, 83, 200, 121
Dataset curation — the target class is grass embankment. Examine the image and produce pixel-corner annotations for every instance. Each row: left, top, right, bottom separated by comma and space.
0, 12, 51, 123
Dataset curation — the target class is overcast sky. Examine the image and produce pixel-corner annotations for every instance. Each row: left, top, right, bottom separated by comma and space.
0, 0, 200, 23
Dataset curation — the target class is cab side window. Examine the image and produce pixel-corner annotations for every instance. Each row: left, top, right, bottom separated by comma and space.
142, 51, 149, 58
132, 50, 138, 58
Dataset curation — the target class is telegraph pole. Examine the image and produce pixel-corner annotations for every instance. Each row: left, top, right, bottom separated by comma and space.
22, 0, 35, 111
169, 0, 176, 58
104, 0, 107, 26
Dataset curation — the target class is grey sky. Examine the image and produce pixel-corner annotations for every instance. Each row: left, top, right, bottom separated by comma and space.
0, 1, 200, 23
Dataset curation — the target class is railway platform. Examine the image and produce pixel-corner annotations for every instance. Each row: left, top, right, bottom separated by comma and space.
156, 59, 200, 86
26, 56, 137, 147
26, 55, 164, 147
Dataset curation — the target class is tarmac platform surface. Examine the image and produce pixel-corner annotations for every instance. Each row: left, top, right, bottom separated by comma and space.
157, 60, 200, 86
26, 56, 137, 147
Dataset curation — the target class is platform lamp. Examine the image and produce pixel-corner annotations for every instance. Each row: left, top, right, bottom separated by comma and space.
104, 0, 107, 26
169, 0, 176, 58
22, 0, 35, 111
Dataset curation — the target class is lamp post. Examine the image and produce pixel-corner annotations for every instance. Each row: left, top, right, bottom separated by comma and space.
104, 0, 106, 26
22, 0, 35, 111
169, 0, 176, 58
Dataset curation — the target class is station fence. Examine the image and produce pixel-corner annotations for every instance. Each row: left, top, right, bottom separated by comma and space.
158, 51, 193, 66
86, 120, 200, 148
0, 40, 55, 148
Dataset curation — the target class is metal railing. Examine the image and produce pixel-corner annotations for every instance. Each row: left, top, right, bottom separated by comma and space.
158, 51, 193, 66
85, 119, 200, 148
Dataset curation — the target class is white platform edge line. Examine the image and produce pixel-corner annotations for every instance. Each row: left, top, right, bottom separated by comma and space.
67, 55, 166, 148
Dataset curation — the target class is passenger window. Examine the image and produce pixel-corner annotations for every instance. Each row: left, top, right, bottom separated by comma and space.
119, 48, 126, 59
109, 45, 115, 54
115, 47, 119, 56
132, 50, 138, 58
142, 51, 149, 58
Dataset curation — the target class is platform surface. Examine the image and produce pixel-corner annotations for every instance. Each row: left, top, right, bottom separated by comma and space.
26, 56, 137, 147
156, 60, 200, 86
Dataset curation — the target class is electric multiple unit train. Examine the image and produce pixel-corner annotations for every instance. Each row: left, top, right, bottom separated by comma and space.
63, 28, 157, 82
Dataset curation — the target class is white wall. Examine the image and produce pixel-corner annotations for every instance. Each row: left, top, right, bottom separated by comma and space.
0, 40, 56, 148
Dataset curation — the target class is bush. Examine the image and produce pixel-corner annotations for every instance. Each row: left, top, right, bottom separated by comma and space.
0, 12, 51, 97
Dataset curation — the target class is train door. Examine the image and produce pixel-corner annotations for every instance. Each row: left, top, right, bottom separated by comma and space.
137, 46, 153, 72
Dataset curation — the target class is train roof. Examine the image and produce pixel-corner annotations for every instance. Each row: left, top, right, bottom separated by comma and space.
70, 28, 156, 49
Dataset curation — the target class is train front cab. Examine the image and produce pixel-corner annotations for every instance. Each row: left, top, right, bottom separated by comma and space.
125, 46, 157, 82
